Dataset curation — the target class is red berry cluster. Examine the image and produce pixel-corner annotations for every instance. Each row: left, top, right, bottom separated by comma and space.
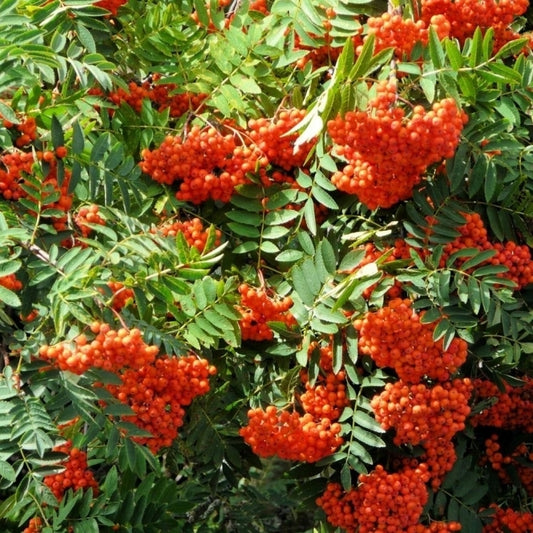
482, 434, 533, 496
74, 204, 106, 238
371, 379, 472, 446
95, 0, 126, 15
328, 79, 467, 209
43, 440, 99, 501
470, 377, 533, 432
22, 517, 43, 533
152, 216, 222, 251
236, 282, 297, 341
371, 378, 472, 487
239, 405, 342, 462
428, 212, 533, 289
316, 463, 452, 533
140, 125, 264, 203
1, 114, 37, 148
482, 504, 533, 532
240, 341, 347, 462
354, 298, 468, 383
362, 12, 450, 59
248, 109, 316, 173
0, 273, 22, 291
419, 0, 529, 51
106, 281, 135, 311
106, 355, 216, 453
300, 370, 349, 420
0, 149, 72, 230
103, 76, 207, 117
38, 322, 158, 374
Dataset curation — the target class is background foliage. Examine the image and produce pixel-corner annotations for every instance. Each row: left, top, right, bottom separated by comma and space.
0, 0, 532, 531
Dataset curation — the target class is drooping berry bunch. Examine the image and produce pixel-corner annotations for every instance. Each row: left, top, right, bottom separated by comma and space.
236, 282, 297, 341
470, 377, 533, 433
74, 204, 106, 238
38, 322, 158, 375
106, 354, 216, 453
482, 504, 533, 532
328, 79, 467, 209
239, 405, 342, 462
316, 464, 453, 533
482, 434, 533, 496
248, 108, 316, 174
419, 0, 530, 51
427, 212, 533, 289
371, 379, 473, 446
22, 516, 43, 533
152, 216, 222, 251
0, 149, 72, 230
300, 370, 349, 420
353, 298, 468, 383
240, 341, 347, 462
361, 12, 451, 59
43, 440, 99, 501
103, 76, 207, 117
0, 273, 22, 291
1, 114, 37, 147
371, 378, 472, 486
95, 0, 127, 15
140, 125, 264, 204
105, 281, 135, 311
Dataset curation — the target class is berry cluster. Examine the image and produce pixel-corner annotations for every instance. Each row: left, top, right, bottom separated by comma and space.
22, 517, 43, 533
152, 216, 222, 251
239, 405, 342, 462
371, 378, 472, 487
471, 377, 533, 433
300, 370, 349, 420
482, 505, 533, 532
106, 281, 135, 311
0, 273, 22, 291
429, 212, 533, 289
106, 355, 216, 453
0, 149, 72, 230
236, 282, 297, 341
354, 298, 468, 383
1, 114, 37, 148
95, 0, 126, 15
362, 13, 450, 59
94, 75, 207, 117
420, 0, 530, 51
248, 109, 316, 173
316, 464, 441, 533
371, 379, 472, 446
140, 125, 264, 203
43, 441, 99, 501
482, 434, 533, 496
38, 322, 158, 374
241, 341, 347, 462
328, 79, 467, 209
74, 204, 106, 238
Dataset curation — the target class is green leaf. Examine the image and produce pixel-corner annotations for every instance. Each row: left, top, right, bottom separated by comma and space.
0, 286, 21, 307
349, 33, 374, 80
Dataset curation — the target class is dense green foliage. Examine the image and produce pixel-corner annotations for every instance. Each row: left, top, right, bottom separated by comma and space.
0, 0, 532, 531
